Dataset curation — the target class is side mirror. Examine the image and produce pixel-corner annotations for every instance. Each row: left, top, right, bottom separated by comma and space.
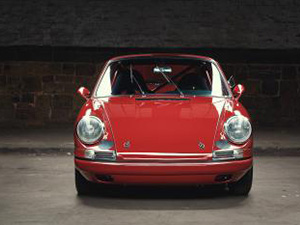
233, 84, 245, 100
77, 87, 90, 100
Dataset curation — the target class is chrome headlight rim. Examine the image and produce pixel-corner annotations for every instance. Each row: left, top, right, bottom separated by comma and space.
76, 116, 105, 145
224, 115, 252, 144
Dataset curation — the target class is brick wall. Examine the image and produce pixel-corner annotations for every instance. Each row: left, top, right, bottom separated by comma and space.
0, 61, 100, 127
1, 0, 299, 127
0, 49, 299, 127
222, 64, 300, 126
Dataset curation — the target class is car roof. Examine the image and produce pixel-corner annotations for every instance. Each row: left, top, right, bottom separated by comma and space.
108, 53, 215, 63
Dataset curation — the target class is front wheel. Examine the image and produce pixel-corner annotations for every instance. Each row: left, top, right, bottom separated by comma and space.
228, 167, 253, 196
75, 169, 98, 195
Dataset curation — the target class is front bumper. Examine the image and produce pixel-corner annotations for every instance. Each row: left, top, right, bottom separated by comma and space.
75, 157, 253, 185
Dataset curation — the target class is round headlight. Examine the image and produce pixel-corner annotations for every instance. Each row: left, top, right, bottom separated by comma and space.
76, 116, 105, 144
224, 116, 252, 144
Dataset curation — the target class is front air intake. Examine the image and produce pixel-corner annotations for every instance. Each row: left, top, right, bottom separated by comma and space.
94, 151, 116, 161
215, 174, 232, 182
96, 174, 114, 182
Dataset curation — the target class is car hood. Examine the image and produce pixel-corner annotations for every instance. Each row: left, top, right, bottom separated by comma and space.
97, 96, 227, 154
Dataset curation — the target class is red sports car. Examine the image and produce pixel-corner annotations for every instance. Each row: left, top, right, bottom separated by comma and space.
74, 54, 253, 196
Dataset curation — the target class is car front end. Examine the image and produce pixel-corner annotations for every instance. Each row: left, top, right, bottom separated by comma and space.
74, 54, 253, 196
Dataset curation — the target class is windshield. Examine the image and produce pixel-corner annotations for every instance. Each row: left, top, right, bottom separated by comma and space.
95, 57, 230, 97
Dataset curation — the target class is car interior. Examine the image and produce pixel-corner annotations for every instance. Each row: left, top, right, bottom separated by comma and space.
110, 63, 212, 96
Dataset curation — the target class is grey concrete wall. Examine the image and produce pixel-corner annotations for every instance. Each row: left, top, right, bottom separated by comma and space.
0, 0, 300, 48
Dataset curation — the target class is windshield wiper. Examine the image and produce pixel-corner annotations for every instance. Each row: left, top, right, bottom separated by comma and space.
154, 65, 184, 97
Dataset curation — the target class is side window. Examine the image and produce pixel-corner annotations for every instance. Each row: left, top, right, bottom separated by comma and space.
211, 64, 229, 96
96, 66, 112, 97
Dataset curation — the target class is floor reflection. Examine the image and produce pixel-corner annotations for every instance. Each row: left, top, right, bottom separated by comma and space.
77, 184, 250, 210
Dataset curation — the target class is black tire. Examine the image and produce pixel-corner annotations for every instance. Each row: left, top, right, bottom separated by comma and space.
75, 169, 98, 195
228, 167, 253, 196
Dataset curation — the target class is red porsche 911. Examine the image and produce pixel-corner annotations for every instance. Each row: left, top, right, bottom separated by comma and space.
74, 54, 253, 196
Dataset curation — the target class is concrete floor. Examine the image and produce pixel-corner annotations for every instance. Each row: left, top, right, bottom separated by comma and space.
0, 155, 299, 225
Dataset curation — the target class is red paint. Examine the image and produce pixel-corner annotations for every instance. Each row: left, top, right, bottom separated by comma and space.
77, 87, 90, 100
233, 84, 245, 100
74, 54, 253, 186
75, 158, 252, 184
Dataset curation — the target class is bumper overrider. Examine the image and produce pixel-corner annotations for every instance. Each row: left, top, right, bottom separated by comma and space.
75, 148, 253, 185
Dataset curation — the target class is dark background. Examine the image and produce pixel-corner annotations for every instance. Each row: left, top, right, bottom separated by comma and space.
0, 0, 299, 127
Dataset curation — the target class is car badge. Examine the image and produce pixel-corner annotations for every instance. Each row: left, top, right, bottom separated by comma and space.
123, 141, 131, 149
198, 141, 205, 150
